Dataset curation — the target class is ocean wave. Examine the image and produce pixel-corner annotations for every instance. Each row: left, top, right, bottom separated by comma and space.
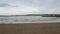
0, 16, 59, 22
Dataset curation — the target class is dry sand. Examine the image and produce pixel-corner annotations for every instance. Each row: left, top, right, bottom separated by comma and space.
0, 23, 60, 34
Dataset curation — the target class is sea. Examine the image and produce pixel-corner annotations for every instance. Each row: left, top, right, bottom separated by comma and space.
0, 16, 60, 24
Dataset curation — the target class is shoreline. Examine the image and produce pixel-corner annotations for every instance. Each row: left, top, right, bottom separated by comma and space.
0, 21, 60, 24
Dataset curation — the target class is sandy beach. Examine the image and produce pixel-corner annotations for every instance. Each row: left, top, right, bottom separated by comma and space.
0, 23, 60, 34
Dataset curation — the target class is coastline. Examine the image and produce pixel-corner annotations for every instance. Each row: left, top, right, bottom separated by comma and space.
0, 21, 60, 24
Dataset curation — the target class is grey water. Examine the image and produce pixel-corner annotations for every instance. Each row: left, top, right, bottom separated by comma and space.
0, 16, 60, 23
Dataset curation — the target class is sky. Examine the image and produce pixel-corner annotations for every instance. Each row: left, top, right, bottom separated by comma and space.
0, 0, 60, 15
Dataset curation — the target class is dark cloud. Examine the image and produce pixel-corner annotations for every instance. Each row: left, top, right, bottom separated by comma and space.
0, 3, 9, 7
0, 3, 17, 7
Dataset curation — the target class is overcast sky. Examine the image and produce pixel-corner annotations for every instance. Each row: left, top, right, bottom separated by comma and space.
0, 0, 60, 15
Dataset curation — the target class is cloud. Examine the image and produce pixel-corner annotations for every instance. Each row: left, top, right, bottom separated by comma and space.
0, 3, 18, 8
0, 3, 8, 7
48, 8, 60, 14
0, 0, 60, 15
0, 5, 40, 15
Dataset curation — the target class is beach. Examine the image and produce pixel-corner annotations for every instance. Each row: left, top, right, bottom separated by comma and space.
0, 23, 60, 34
0, 16, 60, 34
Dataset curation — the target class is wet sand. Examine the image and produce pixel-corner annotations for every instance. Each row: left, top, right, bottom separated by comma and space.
0, 23, 60, 34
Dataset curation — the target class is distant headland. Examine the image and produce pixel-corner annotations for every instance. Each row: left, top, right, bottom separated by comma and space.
0, 14, 60, 17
